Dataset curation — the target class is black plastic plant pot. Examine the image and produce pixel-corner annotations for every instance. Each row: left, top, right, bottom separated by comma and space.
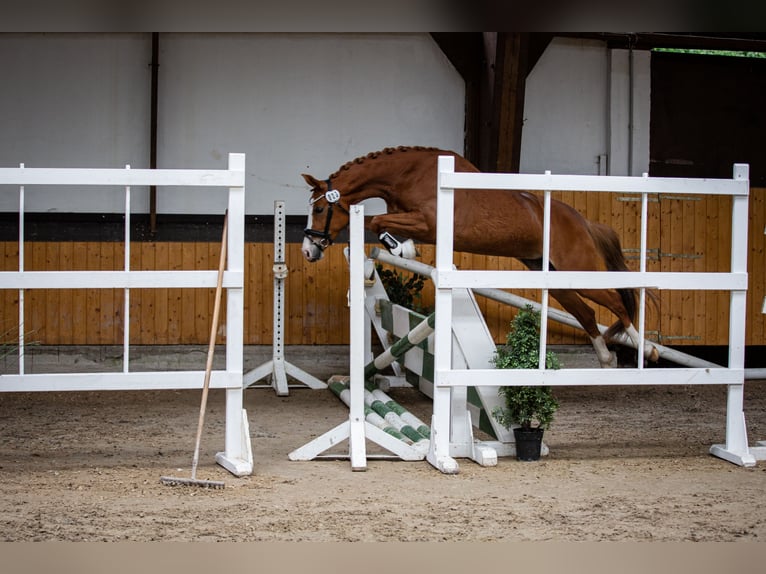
513, 426, 545, 461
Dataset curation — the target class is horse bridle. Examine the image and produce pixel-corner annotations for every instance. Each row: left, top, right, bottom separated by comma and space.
303, 178, 348, 251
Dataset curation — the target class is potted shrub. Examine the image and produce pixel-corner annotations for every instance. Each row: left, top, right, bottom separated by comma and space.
492, 305, 560, 461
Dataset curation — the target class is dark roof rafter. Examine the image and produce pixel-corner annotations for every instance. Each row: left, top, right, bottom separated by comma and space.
558, 33, 766, 52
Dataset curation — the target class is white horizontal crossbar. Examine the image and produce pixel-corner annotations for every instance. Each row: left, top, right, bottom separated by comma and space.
0, 270, 243, 290
435, 270, 748, 291
0, 167, 244, 188
441, 171, 749, 196
435, 367, 745, 388
0, 370, 243, 392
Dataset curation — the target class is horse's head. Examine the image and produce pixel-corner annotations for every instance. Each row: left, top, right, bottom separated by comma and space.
300, 173, 350, 262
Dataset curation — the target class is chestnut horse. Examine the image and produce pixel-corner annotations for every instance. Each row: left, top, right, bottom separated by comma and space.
300, 146, 657, 367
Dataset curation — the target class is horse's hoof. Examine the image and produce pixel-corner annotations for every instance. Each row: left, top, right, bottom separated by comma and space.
599, 351, 618, 368
648, 345, 660, 363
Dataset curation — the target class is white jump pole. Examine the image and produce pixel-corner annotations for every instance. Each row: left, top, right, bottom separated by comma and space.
370, 248, 766, 380
244, 200, 326, 395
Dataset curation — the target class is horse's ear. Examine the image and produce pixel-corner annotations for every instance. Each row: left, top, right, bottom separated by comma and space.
301, 174, 323, 190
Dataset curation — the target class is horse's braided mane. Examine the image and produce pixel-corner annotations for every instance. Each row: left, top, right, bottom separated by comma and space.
329, 145, 444, 179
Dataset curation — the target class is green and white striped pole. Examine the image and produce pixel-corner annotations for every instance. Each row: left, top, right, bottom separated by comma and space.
364, 312, 435, 380
364, 382, 430, 439
329, 378, 431, 456
328, 379, 412, 443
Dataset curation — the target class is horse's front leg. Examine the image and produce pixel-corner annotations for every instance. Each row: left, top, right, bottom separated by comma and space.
368, 211, 431, 238
369, 212, 431, 259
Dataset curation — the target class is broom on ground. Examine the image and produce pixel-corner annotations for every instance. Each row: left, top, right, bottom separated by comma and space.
161, 211, 229, 489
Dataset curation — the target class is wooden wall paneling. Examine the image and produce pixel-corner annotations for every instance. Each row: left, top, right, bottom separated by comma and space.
209, 241, 227, 345
28, 243, 47, 343
692, 195, 707, 343
293, 243, 312, 344
242, 244, 254, 344
661, 195, 679, 343
718, 196, 733, 344
102, 242, 120, 345
194, 243, 208, 344
85, 242, 102, 344
154, 242, 170, 345
317, 243, 336, 343
702, 196, 719, 345
327, 244, 349, 345
166, 243, 183, 344
135, 243, 151, 345
180, 243, 195, 344
285, 243, 302, 344
70, 242, 87, 345
681, 196, 696, 344
647, 193, 663, 342
44, 242, 60, 344
58, 242, 74, 344
2, 187, 762, 350
2, 242, 19, 346
252, 242, 271, 345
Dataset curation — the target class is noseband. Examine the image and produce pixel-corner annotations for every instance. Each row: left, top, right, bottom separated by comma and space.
303, 178, 348, 251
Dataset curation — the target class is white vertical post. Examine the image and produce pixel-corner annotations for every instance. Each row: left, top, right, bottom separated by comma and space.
539, 175, 552, 369
428, 155, 459, 474
726, 164, 751, 460
216, 152, 252, 476
348, 204, 368, 470
123, 165, 131, 373
18, 164, 24, 375
637, 175, 649, 369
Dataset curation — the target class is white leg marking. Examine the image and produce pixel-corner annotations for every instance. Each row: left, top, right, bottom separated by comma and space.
625, 324, 659, 362
591, 335, 616, 368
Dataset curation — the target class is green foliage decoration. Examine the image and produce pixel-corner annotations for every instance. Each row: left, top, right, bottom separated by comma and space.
492, 305, 560, 430
375, 263, 431, 314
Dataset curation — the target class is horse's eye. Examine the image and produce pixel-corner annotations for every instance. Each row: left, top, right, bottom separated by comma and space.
313, 205, 324, 215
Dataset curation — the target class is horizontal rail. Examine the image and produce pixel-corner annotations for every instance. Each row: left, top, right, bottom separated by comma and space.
0, 370, 243, 392
0, 167, 245, 188
435, 270, 748, 291
441, 170, 749, 196
435, 367, 745, 388
0, 270, 244, 290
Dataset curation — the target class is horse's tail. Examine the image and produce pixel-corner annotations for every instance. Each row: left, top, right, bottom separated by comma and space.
586, 222, 637, 339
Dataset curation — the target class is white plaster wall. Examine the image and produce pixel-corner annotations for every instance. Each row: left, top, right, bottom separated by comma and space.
0, 33, 464, 215
520, 37, 609, 176
519, 37, 650, 178
0, 33, 151, 212
157, 33, 464, 215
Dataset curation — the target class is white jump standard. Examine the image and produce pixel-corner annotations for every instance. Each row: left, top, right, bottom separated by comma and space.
0, 154, 253, 477
288, 204, 425, 469
428, 156, 760, 473
244, 200, 326, 395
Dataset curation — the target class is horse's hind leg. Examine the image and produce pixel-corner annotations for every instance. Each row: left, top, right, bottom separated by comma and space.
577, 288, 659, 362
623, 323, 660, 363
549, 289, 616, 368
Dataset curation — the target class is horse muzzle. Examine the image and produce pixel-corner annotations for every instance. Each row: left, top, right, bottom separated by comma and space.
301, 236, 325, 262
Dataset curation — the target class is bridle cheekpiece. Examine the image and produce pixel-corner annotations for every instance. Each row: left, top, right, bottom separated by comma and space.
303, 178, 348, 250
